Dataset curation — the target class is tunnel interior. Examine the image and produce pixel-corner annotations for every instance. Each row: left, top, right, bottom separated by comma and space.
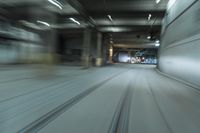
0, 0, 164, 66
0, 0, 200, 133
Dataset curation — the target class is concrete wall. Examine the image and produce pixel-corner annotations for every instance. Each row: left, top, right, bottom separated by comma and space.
0, 42, 18, 64
158, 0, 200, 87
0, 29, 42, 64
57, 31, 98, 64
65, 38, 83, 50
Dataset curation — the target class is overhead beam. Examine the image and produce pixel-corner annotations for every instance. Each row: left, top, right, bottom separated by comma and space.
95, 20, 162, 26
90, 11, 166, 18
113, 43, 159, 49
80, 1, 168, 12
67, 0, 96, 28
98, 25, 161, 32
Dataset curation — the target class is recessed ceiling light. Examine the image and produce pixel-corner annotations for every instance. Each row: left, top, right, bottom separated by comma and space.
107, 15, 113, 21
48, 0, 63, 10
155, 43, 160, 47
148, 14, 152, 21
69, 18, 81, 25
147, 36, 151, 39
156, 40, 160, 43
168, 0, 176, 9
155, 0, 161, 4
37, 20, 50, 27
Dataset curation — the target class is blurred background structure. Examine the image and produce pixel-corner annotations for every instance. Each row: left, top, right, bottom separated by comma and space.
0, 0, 200, 133
0, 0, 167, 66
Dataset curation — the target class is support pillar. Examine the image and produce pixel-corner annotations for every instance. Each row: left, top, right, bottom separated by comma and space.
109, 44, 113, 63
128, 51, 131, 63
82, 28, 91, 68
96, 32, 103, 66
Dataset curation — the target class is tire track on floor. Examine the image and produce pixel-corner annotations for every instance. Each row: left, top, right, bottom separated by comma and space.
17, 69, 130, 133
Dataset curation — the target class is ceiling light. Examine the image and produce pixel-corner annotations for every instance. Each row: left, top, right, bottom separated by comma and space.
69, 18, 80, 25
48, 0, 62, 10
107, 15, 113, 21
148, 14, 152, 21
156, 40, 160, 43
20, 20, 42, 30
155, 0, 161, 4
167, 0, 176, 9
147, 36, 151, 39
37, 20, 50, 26
155, 43, 160, 47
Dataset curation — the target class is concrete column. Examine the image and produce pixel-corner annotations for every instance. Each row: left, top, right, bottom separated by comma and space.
128, 51, 131, 63
109, 44, 113, 63
82, 28, 92, 68
96, 32, 103, 66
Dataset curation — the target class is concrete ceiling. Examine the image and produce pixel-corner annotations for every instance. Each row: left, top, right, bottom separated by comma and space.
0, 0, 169, 48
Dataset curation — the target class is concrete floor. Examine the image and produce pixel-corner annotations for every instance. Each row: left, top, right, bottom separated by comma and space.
0, 64, 200, 133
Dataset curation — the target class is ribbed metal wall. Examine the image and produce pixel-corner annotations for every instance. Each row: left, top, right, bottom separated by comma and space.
158, 0, 200, 87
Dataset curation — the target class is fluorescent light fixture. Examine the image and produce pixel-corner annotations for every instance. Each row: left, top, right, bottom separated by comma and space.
100, 27, 130, 32
112, 27, 120, 32
48, 0, 62, 10
107, 15, 113, 21
148, 14, 152, 21
155, 0, 161, 4
155, 43, 160, 47
147, 36, 151, 39
69, 18, 80, 25
156, 40, 160, 43
37, 20, 50, 26
167, 0, 176, 9
19, 20, 42, 30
